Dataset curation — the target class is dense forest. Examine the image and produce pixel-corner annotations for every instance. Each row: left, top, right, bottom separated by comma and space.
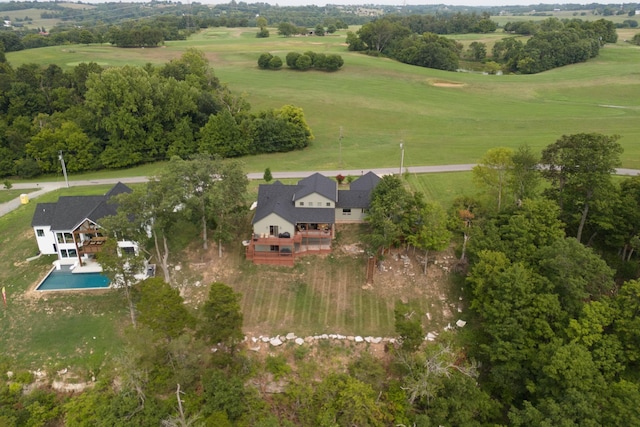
0, 49, 313, 177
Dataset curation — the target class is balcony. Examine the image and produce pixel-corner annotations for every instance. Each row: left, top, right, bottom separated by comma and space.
78, 237, 107, 254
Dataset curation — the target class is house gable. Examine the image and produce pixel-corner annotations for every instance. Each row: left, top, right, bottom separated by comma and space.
30, 183, 132, 261
295, 173, 337, 202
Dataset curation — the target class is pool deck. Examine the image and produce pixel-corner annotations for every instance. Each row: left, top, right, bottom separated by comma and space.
72, 260, 103, 274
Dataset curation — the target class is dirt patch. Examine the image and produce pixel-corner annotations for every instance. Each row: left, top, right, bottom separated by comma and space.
430, 80, 466, 88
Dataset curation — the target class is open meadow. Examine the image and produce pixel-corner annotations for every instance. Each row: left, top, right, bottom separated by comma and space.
6, 26, 640, 174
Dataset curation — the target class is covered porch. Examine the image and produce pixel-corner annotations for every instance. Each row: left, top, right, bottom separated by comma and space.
245, 222, 334, 266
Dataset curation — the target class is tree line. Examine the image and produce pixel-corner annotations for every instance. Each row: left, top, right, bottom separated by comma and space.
0, 1, 366, 54
0, 49, 314, 178
494, 18, 617, 73
458, 133, 640, 424
345, 13, 494, 72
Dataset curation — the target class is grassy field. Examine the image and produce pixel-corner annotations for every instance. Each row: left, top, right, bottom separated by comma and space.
6, 26, 640, 176
0, 188, 37, 204
0, 186, 126, 372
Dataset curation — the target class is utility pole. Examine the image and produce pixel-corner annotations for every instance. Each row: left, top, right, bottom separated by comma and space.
339, 126, 343, 167
58, 150, 69, 188
399, 141, 405, 176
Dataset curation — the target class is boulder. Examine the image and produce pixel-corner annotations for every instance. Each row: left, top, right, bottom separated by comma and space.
269, 337, 283, 346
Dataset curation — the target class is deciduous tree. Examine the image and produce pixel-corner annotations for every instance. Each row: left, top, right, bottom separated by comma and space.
472, 147, 514, 211
541, 133, 622, 243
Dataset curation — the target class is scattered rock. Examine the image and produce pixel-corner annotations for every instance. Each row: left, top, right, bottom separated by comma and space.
456, 319, 467, 328
249, 346, 261, 352
286, 332, 296, 340
269, 337, 283, 346
295, 338, 304, 345
354, 336, 364, 343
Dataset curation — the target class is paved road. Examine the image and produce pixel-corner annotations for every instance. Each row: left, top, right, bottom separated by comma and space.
2, 164, 639, 218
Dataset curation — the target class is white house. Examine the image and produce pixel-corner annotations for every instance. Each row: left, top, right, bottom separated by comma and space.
31, 183, 138, 267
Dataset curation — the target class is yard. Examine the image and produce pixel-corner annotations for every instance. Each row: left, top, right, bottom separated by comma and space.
0, 186, 462, 374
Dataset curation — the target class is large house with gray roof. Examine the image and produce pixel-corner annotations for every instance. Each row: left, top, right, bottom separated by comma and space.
246, 172, 380, 266
31, 182, 138, 267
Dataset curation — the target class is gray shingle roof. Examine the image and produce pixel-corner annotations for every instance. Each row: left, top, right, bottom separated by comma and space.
350, 171, 381, 192
336, 190, 372, 208
31, 203, 57, 227
252, 173, 380, 226
295, 173, 337, 201
253, 181, 298, 224
31, 183, 132, 231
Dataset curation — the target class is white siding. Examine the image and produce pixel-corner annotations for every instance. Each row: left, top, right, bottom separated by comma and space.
296, 193, 334, 208
33, 226, 57, 255
335, 208, 366, 223
253, 213, 295, 237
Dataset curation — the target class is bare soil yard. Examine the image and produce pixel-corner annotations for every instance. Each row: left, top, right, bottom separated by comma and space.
183, 225, 460, 339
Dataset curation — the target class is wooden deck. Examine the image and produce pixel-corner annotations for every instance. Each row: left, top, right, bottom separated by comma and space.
245, 231, 332, 267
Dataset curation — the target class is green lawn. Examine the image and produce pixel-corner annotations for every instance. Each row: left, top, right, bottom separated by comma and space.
0, 188, 37, 204
0, 186, 126, 372
6, 26, 640, 179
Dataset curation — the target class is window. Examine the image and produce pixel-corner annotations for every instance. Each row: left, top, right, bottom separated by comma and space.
121, 246, 135, 256
269, 225, 279, 236
299, 202, 304, 206
342, 209, 351, 215
326, 202, 331, 206
36, 229, 45, 237
64, 233, 73, 242
68, 249, 77, 258
60, 249, 68, 258
56, 233, 64, 243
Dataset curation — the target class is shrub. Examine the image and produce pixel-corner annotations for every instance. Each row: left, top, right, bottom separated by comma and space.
265, 354, 291, 379
269, 55, 282, 69
286, 51, 301, 68
256, 28, 269, 38
336, 174, 345, 184
257, 52, 273, 69
295, 54, 312, 70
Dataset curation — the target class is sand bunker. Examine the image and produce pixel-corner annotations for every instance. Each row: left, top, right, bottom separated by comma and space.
431, 80, 465, 88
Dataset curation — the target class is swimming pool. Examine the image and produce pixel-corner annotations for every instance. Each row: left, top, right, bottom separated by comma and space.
36, 266, 110, 291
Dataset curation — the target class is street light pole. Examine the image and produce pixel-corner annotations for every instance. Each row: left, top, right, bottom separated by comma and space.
399, 141, 405, 176
58, 151, 69, 188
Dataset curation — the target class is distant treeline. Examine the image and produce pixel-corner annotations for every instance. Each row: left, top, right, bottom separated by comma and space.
0, 49, 313, 178
346, 13, 496, 72
494, 18, 617, 74
346, 15, 617, 74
